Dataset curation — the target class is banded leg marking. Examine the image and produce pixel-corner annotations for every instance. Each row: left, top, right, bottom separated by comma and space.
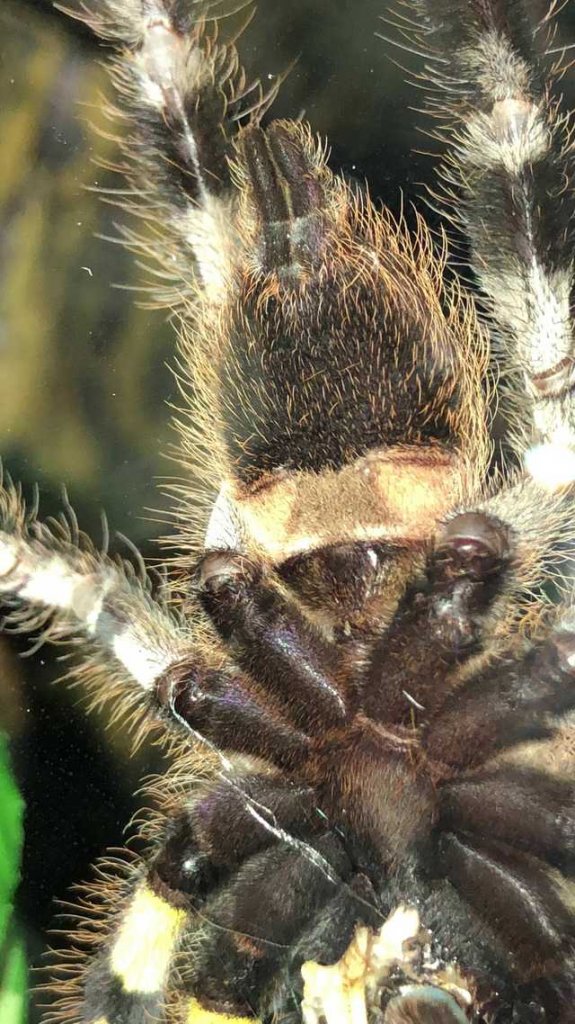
411, 0, 575, 484
0, 477, 188, 693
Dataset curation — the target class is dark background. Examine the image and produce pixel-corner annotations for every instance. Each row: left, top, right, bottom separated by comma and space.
0, 1, 574, 1019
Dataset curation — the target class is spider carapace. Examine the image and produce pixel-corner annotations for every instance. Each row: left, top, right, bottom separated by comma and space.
2, 0, 575, 1021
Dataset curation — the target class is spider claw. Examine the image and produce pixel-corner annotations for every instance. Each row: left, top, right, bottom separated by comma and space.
197, 550, 260, 593
435, 512, 510, 581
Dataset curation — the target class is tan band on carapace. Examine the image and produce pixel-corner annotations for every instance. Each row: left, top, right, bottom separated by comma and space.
225, 447, 466, 560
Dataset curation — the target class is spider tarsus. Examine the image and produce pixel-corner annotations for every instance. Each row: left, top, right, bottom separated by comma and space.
434, 512, 510, 579
198, 550, 261, 592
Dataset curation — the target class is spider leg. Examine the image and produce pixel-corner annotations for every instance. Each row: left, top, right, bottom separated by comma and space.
437, 833, 575, 985
423, 618, 575, 772
411, 0, 575, 486
197, 550, 349, 733
362, 509, 512, 723
68, 0, 271, 309
77, 771, 329, 1024
0, 481, 311, 763
439, 766, 575, 873
154, 660, 311, 769
361, 481, 570, 726
151, 773, 323, 882
186, 832, 353, 1016
81, 880, 189, 1024
0, 477, 188, 693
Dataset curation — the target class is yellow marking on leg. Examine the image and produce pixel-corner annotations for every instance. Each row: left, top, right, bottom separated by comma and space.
186, 997, 256, 1024
92, 1018, 109, 1024
110, 883, 187, 993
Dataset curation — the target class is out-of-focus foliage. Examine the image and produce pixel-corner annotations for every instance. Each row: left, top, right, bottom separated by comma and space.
0, 733, 26, 1024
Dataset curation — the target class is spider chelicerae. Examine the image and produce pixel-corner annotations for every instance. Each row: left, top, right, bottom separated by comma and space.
2, 0, 575, 1022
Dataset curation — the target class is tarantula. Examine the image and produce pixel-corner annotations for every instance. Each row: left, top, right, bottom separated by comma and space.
2, 0, 575, 1021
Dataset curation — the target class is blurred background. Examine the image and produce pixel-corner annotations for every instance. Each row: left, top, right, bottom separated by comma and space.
0, 1, 574, 1020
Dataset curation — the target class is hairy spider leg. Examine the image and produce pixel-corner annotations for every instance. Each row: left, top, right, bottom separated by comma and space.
63, 0, 265, 309
0, 475, 189, 702
197, 552, 348, 732
438, 833, 575, 981
154, 660, 311, 769
361, 509, 512, 724
411, 0, 575, 487
77, 773, 339, 1024
414, 618, 575, 992
440, 766, 575, 872
183, 832, 353, 1015
424, 621, 575, 772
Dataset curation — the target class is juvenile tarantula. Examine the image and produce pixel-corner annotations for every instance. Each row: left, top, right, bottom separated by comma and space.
2, 0, 575, 1021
